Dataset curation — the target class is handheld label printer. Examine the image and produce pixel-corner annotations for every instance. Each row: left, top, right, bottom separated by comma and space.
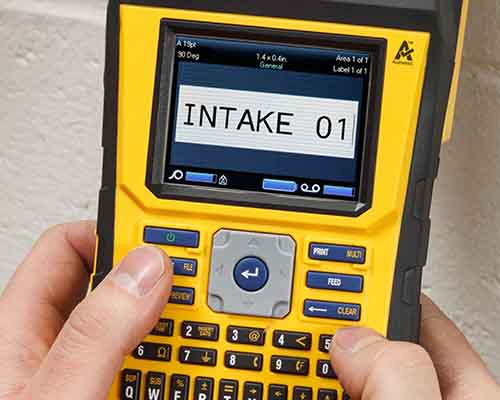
90, 1, 469, 399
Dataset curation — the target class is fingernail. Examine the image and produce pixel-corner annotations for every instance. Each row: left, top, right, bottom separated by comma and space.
110, 246, 167, 297
332, 327, 384, 353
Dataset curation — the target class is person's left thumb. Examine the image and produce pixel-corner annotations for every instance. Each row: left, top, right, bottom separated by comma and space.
22, 246, 173, 400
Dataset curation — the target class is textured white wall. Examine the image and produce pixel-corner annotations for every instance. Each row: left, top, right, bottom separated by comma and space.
1, 0, 499, 379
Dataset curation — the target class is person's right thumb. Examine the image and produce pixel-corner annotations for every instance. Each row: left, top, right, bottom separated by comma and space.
23, 246, 173, 400
330, 327, 442, 400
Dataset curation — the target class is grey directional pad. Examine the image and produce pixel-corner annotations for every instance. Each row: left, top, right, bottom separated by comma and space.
208, 229, 296, 318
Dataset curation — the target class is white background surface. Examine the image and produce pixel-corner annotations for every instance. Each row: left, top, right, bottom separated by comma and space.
1, 0, 499, 379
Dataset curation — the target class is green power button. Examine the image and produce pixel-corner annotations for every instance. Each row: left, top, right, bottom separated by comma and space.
165, 233, 176, 243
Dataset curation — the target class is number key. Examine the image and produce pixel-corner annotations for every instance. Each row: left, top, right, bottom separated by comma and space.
271, 356, 309, 375
151, 319, 174, 337
182, 321, 219, 341
317, 360, 337, 379
227, 326, 265, 346
225, 351, 263, 371
319, 335, 333, 353
133, 342, 171, 362
273, 331, 311, 350
179, 346, 217, 366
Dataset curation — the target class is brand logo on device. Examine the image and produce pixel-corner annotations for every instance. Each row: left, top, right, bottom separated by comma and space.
393, 41, 415, 65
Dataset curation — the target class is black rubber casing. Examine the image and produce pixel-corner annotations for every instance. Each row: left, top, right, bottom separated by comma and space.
93, 0, 465, 343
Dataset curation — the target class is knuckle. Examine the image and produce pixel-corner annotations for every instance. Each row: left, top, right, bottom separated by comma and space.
63, 303, 109, 349
39, 223, 66, 241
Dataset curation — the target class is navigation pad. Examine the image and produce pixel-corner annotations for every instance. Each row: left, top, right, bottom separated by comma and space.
208, 230, 296, 318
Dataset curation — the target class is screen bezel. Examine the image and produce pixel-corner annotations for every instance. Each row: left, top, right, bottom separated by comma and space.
146, 20, 386, 216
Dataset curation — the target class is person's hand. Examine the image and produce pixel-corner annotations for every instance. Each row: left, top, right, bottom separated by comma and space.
0, 221, 173, 399
331, 296, 500, 399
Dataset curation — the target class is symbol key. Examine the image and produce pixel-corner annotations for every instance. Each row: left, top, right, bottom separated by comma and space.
133, 342, 171, 362
273, 331, 311, 350
121, 369, 141, 400
170, 375, 189, 400
145, 372, 166, 400
269, 385, 288, 400
293, 387, 312, 400
179, 346, 217, 366
219, 380, 238, 400
225, 351, 263, 371
271, 356, 309, 375
243, 382, 263, 400
317, 360, 337, 379
227, 326, 265, 345
318, 389, 338, 400
194, 377, 214, 400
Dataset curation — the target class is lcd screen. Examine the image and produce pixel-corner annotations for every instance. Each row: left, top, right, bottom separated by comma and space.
164, 35, 372, 201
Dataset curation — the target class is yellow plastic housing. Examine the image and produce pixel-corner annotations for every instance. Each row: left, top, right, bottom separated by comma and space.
98, 5, 431, 398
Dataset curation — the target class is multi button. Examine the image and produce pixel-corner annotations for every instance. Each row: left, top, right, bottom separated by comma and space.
309, 243, 365, 264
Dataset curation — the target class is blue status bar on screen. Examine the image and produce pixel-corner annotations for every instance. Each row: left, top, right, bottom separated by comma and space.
186, 172, 217, 184
262, 179, 298, 193
323, 185, 355, 198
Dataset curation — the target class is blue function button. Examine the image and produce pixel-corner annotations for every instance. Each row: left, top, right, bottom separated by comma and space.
233, 257, 269, 292
263, 179, 298, 193
172, 258, 198, 277
304, 300, 361, 321
309, 243, 366, 264
186, 171, 217, 184
144, 227, 200, 248
306, 272, 363, 293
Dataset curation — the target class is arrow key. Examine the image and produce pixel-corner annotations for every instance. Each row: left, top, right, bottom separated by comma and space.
273, 331, 312, 350
269, 385, 288, 400
244, 382, 263, 400
293, 387, 312, 400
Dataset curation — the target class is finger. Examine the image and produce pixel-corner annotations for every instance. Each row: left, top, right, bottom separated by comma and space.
330, 327, 441, 400
420, 295, 500, 398
23, 246, 173, 400
0, 221, 96, 390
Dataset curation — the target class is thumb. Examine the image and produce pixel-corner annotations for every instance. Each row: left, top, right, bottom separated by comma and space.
330, 327, 442, 400
23, 246, 173, 400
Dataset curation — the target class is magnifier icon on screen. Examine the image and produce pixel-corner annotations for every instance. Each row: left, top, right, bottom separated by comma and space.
168, 170, 184, 181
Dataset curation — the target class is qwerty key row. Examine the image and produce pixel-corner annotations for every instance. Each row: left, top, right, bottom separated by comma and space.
121, 370, 350, 400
